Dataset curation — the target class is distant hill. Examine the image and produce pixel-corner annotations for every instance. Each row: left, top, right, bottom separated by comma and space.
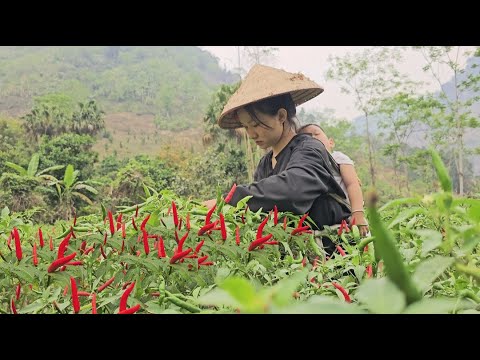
0, 46, 239, 127
352, 54, 480, 176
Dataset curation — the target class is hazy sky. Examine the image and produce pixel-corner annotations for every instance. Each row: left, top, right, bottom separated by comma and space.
200, 46, 475, 121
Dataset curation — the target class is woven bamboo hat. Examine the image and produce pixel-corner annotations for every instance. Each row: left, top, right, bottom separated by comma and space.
218, 64, 324, 129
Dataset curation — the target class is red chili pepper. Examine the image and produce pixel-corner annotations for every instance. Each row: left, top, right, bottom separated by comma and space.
332, 282, 351, 303
142, 230, 150, 255
224, 183, 237, 203
47, 252, 77, 273
198, 255, 209, 264
256, 216, 269, 239
103, 232, 108, 245
169, 248, 192, 264
98, 276, 116, 293
65, 261, 83, 266
297, 213, 309, 229
264, 241, 279, 245
91, 293, 97, 314
140, 214, 150, 231
116, 213, 123, 231
13, 227, 22, 261
84, 246, 94, 255
132, 217, 138, 231
15, 283, 21, 301
195, 240, 205, 253
33, 242, 38, 266
108, 210, 115, 236
11, 298, 17, 314
57, 232, 72, 259
49, 236, 53, 251
174, 229, 180, 243
273, 205, 278, 225
167, 206, 171, 216
135, 205, 139, 217
366, 264, 373, 278
336, 245, 346, 257
312, 256, 319, 270
219, 213, 227, 241
186, 213, 191, 231
70, 276, 80, 313
198, 222, 216, 236
70, 226, 76, 239
248, 233, 273, 251
178, 218, 183, 231
80, 240, 87, 253
301, 257, 307, 267
100, 245, 107, 259
120, 282, 136, 311
63, 284, 69, 296
283, 216, 288, 230
241, 213, 245, 224
199, 261, 214, 266
172, 201, 179, 227
73, 214, 77, 227
38, 227, 44, 248
351, 216, 356, 226
235, 226, 240, 246
118, 304, 141, 314
364, 244, 369, 253
158, 236, 166, 258
77, 291, 91, 297
205, 205, 216, 225
291, 225, 310, 236
121, 222, 126, 239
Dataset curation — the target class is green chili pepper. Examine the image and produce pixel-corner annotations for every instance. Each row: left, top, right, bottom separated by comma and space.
368, 193, 421, 305
165, 290, 201, 313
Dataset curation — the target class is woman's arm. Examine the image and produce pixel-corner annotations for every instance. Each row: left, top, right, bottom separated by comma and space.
340, 164, 369, 236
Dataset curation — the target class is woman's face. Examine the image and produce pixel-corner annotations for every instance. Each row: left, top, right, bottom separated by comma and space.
237, 107, 285, 150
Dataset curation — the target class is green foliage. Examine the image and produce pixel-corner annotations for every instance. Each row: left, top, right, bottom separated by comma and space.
38, 133, 98, 180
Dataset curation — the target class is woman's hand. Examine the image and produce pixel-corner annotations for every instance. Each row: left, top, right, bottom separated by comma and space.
351, 212, 369, 237
203, 199, 217, 209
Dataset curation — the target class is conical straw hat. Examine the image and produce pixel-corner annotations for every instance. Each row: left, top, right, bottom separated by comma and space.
218, 64, 324, 129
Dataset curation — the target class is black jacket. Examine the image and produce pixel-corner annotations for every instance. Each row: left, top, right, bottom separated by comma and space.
228, 134, 350, 230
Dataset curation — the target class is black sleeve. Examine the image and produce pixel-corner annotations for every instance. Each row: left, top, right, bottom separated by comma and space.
228, 145, 334, 214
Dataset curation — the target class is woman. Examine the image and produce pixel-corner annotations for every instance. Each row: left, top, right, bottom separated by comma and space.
204, 64, 351, 255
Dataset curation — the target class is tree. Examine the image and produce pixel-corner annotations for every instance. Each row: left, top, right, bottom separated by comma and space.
326, 47, 409, 187
412, 46, 480, 195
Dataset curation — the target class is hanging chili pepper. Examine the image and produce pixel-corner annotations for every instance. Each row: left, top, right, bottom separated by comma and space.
186, 213, 191, 231
366, 264, 373, 278
91, 293, 97, 314
158, 236, 166, 258
47, 252, 77, 273
103, 232, 108, 245
256, 216, 269, 239
38, 227, 44, 248
120, 282, 136, 311
198, 255, 209, 264
273, 205, 278, 225
140, 214, 150, 231
198, 222, 216, 236
336, 245, 346, 257
169, 248, 192, 264
248, 233, 273, 251
77, 291, 91, 297
33, 242, 38, 266
135, 205, 139, 217
219, 213, 227, 241
132, 217, 138, 231
116, 213, 123, 231
57, 232, 72, 259
312, 256, 319, 270
11, 298, 17, 314
15, 283, 21, 301
13, 227, 22, 261
142, 229, 150, 255
108, 210, 115, 236
264, 241, 279, 245
98, 276, 116, 293
84, 246, 95, 255
100, 245, 107, 259
235, 226, 240, 246
332, 282, 351, 303
199, 261, 214, 266
205, 205, 216, 225
283, 216, 288, 230
291, 225, 310, 236
63, 284, 69, 296
172, 201, 179, 227
121, 223, 126, 239
118, 304, 141, 314
49, 236, 53, 251
195, 240, 205, 253
65, 261, 83, 266
70, 276, 80, 313
224, 183, 237, 203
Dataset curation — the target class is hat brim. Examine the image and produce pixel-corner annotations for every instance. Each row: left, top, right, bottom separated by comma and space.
218, 87, 324, 129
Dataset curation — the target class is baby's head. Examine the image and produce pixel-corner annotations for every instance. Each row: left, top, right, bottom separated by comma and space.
298, 124, 335, 152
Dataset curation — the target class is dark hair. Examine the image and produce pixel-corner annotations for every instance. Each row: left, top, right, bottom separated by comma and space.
242, 93, 298, 131
297, 123, 324, 134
